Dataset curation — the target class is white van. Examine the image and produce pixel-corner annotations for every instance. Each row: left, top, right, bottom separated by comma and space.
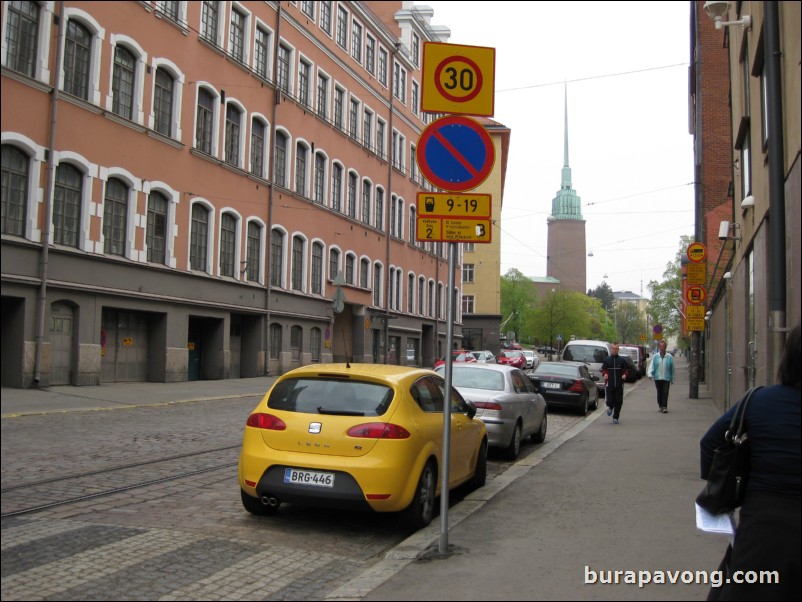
560, 339, 611, 396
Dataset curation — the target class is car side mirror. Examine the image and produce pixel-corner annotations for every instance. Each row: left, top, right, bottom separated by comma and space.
464, 399, 477, 420
591, 375, 600, 382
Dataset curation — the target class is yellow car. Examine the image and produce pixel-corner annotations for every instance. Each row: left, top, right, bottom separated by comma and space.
238, 363, 488, 528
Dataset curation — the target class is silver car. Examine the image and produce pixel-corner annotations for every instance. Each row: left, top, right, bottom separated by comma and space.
470, 350, 496, 364
436, 363, 547, 460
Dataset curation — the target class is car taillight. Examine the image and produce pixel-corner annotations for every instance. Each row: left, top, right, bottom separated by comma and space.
473, 401, 503, 411
347, 423, 411, 439
246, 413, 286, 430
568, 381, 585, 393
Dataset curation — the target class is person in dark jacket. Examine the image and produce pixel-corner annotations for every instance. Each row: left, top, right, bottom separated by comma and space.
600, 342, 628, 423
701, 324, 801, 601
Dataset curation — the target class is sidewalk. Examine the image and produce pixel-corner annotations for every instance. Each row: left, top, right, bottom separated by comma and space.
332, 362, 727, 601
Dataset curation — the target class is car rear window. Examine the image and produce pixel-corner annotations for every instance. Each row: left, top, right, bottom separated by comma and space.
267, 378, 394, 416
450, 368, 505, 391
563, 345, 608, 363
536, 363, 580, 377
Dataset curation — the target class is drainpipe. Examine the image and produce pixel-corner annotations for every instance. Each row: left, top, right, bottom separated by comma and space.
263, 2, 284, 375
764, 2, 787, 372
33, 1, 65, 386
384, 43, 401, 364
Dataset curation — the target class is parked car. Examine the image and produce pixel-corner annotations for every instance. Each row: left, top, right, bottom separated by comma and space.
238, 364, 488, 529
470, 350, 497, 364
618, 352, 639, 382
436, 363, 547, 460
619, 344, 648, 378
527, 361, 600, 416
433, 350, 478, 369
560, 339, 611, 397
521, 349, 539, 370
497, 349, 527, 370
537, 346, 557, 355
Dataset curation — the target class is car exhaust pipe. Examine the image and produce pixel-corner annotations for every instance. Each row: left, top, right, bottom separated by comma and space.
260, 496, 279, 507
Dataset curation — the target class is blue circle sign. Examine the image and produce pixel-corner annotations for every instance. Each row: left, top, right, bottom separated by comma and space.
416, 115, 495, 192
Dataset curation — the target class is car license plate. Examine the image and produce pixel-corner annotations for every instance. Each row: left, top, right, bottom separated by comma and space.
542, 382, 562, 389
283, 468, 335, 488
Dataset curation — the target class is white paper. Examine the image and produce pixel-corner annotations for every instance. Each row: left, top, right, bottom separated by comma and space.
695, 503, 735, 535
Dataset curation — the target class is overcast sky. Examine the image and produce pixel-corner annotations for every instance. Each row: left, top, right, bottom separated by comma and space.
420, 1, 695, 298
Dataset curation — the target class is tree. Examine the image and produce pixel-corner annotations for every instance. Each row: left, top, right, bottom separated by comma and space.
648, 234, 693, 350
500, 269, 535, 343
589, 282, 615, 312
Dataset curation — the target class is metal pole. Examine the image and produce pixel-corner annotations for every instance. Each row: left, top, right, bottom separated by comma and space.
439, 242, 456, 554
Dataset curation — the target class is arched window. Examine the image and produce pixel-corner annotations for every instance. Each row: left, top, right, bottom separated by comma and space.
219, 213, 237, 276
112, 45, 135, 119
53, 163, 82, 247
1, 145, 28, 236
224, 104, 242, 167
146, 191, 168, 264
64, 19, 91, 99
153, 67, 175, 136
103, 177, 128, 256
274, 131, 288, 188
196, 88, 215, 154
190, 204, 209, 271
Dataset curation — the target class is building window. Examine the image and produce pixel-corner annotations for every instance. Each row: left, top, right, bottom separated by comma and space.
316, 72, 329, 119
1, 145, 28, 236
409, 207, 416, 243
310, 327, 321, 362
365, 35, 376, 75
250, 118, 265, 177
246, 221, 261, 281
393, 62, 406, 103
229, 7, 246, 63
349, 98, 359, 139
301, 1, 315, 20
290, 325, 302, 360
319, 1, 332, 35
64, 19, 91, 99
224, 104, 242, 167
276, 44, 291, 93
351, 20, 362, 63
103, 178, 128, 256
345, 254, 355, 285
161, 1, 180, 22
336, 6, 348, 49
219, 213, 236, 277
412, 33, 420, 66
329, 248, 340, 280
361, 180, 371, 225
112, 45, 135, 120
462, 263, 475, 283
428, 282, 434, 317
407, 274, 414, 312
298, 60, 311, 108
295, 143, 308, 197
195, 88, 215, 154
376, 119, 386, 160
270, 228, 284, 287
437, 283, 444, 318
311, 241, 323, 294
411, 81, 419, 116
153, 67, 175, 137
146, 191, 167, 264
347, 172, 357, 218
53, 163, 82, 247
418, 277, 424, 314
331, 163, 342, 212
274, 131, 288, 188
334, 87, 345, 130
378, 47, 388, 87
360, 258, 370, 288
313, 152, 326, 205
462, 294, 475, 314
363, 109, 373, 150
254, 26, 271, 80
201, 1, 219, 44
375, 188, 384, 231
190, 204, 209, 271
4, 0, 40, 77
269, 323, 282, 359
373, 264, 382, 306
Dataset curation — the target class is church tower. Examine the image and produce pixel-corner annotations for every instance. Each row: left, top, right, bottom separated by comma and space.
546, 86, 587, 294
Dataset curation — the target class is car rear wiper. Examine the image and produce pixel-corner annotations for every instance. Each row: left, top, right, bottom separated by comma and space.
316, 407, 365, 416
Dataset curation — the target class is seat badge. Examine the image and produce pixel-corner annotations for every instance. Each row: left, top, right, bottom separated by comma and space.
308, 422, 322, 434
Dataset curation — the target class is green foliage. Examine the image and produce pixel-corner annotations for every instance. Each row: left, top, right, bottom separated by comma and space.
589, 281, 615, 311
647, 234, 693, 349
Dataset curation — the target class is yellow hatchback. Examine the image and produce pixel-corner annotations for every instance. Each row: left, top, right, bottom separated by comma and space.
238, 363, 488, 528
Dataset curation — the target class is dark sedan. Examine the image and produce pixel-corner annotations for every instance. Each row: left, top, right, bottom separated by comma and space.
526, 361, 600, 416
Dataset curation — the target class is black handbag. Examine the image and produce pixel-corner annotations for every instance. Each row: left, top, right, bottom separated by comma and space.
696, 386, 762, 515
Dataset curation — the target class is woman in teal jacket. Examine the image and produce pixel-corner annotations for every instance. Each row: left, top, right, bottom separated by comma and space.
648, 340, 675, 412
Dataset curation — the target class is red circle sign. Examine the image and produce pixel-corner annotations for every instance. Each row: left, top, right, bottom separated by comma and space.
686, 285, 707, 305
416, 116, 495, 193
687, 242, 707, 263
433, 56, 484, 104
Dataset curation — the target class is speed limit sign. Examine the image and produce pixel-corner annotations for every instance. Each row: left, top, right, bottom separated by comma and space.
421, 42, 495, 116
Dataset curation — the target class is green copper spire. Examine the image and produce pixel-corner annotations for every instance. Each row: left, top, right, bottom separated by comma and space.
551, 85, 583, 220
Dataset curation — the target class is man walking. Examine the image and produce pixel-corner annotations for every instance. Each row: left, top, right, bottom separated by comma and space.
648, 340, 675, 413
601, 342, 628, 423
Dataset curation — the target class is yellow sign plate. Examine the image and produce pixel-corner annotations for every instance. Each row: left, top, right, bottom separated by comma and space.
687, 242, 707, 263
416, 216, 492, 243
687, 318, 706, 332
687, 262, 706, 286
687, 305, 706, 318
421, 42, 495, 116
417, 193, 491, 218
